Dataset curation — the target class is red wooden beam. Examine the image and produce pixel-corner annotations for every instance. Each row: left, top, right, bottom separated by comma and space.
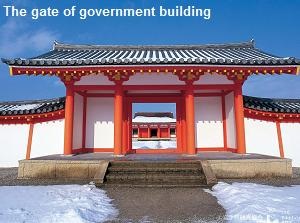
10, 65, 299, 76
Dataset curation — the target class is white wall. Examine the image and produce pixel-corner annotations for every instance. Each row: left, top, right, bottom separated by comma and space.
75, 75, 114, 85
73, 93, 83, 150
280, 123, 300, 167
194, 97, 224, 148
86, 97, 114, 148
125, 73, 184, 85
225, 92, 236, 149
30, 119, 64, 158
245, 118, 279, 157
0, 124, 29, 167
194, 73, 233, 85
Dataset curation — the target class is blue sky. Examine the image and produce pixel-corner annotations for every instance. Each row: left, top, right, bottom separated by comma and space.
0, 0, 300, 104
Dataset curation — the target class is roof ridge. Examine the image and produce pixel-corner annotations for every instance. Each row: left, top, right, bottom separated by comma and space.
243, 95, 300, 103
53, 40, 255, 51
0, 97, 65, 106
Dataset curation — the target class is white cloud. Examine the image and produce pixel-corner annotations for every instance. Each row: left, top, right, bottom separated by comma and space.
0, 18, 59, 58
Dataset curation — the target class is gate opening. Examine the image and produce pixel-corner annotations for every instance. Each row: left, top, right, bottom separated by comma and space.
131, 103, 177, 150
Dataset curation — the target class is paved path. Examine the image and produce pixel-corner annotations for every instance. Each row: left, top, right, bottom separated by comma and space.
105, 187, 225, 223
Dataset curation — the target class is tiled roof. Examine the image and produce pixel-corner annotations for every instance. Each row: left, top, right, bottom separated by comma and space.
2, 40, 300, 66
0, 97, 65, 116
134, 112, 174, 118
1, 96, 300, 117
243, 96, 300, 113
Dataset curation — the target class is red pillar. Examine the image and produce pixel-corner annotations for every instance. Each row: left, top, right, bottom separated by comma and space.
276, 121, 284, 158
234, 82, 246, 154
64, 82, 74, 155
26, 123, 34, 159
122, 97, 128, 154
114, 83, 123, 155
185, 83, 196, 155
181, 98, 187, 153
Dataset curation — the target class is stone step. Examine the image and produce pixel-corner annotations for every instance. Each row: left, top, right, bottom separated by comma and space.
105, 173, 205, 183
103, 161, 208, 187
103, 182, 208, 188
109, 161, 200, 168
107, 171, 203, 178
107, 166, 203, 174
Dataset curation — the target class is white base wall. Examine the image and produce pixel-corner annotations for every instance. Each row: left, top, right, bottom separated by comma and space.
195, 97, 224, 148
245, 118, 280, 157
1, 110, 300, 167
30, 119, 64, 159
280, 123, 300, 167
0, 124, 29, 167
85, 98, 114, 148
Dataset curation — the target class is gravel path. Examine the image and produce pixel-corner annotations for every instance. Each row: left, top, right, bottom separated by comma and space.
105, 187, 225, 223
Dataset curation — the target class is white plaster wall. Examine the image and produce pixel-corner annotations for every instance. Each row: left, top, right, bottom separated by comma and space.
31, 119, 64, 158
75, 75, 114, 85
194, 73, 233, 85
245, 118, 279, 157
124, 73, 184, 85
280, 123, 300, 167
73, 93, 83, 150
225, 92, 236, 149
86, 98, 114, 148
0, 124, 29, 167
194, 97, 224, 148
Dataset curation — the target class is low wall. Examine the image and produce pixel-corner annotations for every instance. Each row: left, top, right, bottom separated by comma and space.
208, 158, 292, 178
17, 158, 292, 180
0, 119, 64, 167
18, 159, 109, 180
0, 124, 29, 167
245, 118, 300, 167
1, 110, 300, 167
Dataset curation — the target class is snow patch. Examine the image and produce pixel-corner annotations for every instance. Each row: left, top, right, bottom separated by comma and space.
205, 182, 300, 223
133, 116, 176, 123
133, 140, 177, 149
4, 104, 42, 111
0, 184, 118, 223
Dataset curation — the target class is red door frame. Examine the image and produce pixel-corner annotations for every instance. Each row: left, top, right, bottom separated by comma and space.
124, 95, 184, 154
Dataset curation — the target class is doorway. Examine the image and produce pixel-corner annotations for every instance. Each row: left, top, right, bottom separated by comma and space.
125, 96, 184, 154
150, 128, 158, 138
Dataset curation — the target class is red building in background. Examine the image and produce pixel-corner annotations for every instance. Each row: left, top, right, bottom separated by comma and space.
132, 112, 176, 140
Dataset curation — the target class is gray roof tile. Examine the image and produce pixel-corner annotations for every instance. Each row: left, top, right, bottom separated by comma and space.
1, 95, 300, 117
2, 40, 299, 66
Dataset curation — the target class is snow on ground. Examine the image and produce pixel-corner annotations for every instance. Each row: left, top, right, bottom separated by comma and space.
133, 116, 176, 123
205, 182, 300, 223
133, 140, 177, 149
0, 184, 118, 223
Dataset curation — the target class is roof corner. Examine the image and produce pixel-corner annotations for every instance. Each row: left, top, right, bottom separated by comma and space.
250, 38, 255, 47
1, 58, 9, 65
